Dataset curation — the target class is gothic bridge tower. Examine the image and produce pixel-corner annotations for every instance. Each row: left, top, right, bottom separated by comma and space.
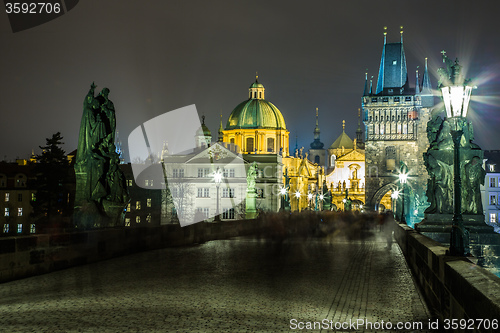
362, 27, 434, 221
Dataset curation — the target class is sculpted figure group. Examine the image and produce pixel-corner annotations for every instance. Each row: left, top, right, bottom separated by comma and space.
74, 83, 129, 227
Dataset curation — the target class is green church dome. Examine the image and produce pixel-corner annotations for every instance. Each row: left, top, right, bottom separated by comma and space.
226, 78, 287, 130
226, 99, 286, 130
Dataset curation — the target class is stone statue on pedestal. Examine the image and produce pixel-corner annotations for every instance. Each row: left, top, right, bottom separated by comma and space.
74, 83, 129, 228
245, 162, 258, 219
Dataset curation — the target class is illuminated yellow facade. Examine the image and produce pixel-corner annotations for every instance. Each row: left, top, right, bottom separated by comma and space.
283, 152, 325, 211
222, 77, 289, 156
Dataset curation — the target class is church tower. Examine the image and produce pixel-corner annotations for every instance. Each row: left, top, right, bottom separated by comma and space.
362, 27, 433, 220
308, 108, 325, 167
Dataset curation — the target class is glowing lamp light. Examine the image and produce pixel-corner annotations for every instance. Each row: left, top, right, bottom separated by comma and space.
391, 190, 400, 199
441, 85, 472, 119
295, 191, 301, 198
280, 187, 287, 195
342, 198, 346, 203
319, 194, 324, 200
213, 167, 223, 184
307, 193, 313, 200
398, 173, 408, 184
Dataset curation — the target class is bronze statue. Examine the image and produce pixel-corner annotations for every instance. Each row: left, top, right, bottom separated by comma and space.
74, 83, 130, 228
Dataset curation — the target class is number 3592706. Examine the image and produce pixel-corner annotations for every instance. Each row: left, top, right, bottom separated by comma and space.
5, 2, 61, 14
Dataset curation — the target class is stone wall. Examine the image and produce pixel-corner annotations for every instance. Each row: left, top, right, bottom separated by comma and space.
0, 220, 261, 284
393, 220, 500, 332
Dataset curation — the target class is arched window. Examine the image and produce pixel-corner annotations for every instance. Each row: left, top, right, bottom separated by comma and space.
314, 155, 320, 164
259, 92, 262, 99
246, 137, 254, 152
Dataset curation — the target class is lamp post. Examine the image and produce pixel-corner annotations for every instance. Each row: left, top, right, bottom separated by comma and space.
295, 190, 301, 212
398, 170, 408, 224
391, 190, 400, 218
213, 167, 223, 222
439, 52, 472, 256
280, 187, 286, 211
308, 192, 313, 210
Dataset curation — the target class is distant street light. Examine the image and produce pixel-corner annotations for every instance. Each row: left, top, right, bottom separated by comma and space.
398, 167, 408, 224
213, 167, 223, 222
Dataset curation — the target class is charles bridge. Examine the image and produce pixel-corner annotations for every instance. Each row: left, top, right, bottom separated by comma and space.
0, 212, 499, 332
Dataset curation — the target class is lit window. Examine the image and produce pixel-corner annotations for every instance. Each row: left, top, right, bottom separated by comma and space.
127, 203, 131, 212
125, 218, 131, 227
150, 179, 153, 187
31, 193, 36, 201
30, 224, 36, 233
256, 188, 264, 198
490, 213, 497, 224
136, 201, 141, 210
127, 179, 133, 186
222, 208, 235, 220
490, 177, 496, 188
490, 195, 497, 205
18, 208, 22, 216
147, 198, 152, 207
145, 180, 149, 186
222, 188, 235, 198
5, 193, 9, 202
197, 188, 210, 198
17, 224, 22, 233
146, 213, 152, 223
136, 216, 141, 223
392, 60, 397, 65
3, 224, 9, 233
4, 208, 9, 216
490, 164, 496, 172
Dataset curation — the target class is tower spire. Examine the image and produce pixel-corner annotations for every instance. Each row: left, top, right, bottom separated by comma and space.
342, 120, 345, 132
218, 113, 224, 142
415, 66, 420, 94
400, 25, 403, 43
363, 72, 370, 96
310, 107, 324, 149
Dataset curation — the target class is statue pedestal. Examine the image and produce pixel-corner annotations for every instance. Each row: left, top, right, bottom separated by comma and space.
245, 191, 257, 219
415, 214, 500, 245
102, 200, 127, 227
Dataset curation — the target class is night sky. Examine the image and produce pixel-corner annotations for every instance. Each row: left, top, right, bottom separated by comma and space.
1, 0, 499, 162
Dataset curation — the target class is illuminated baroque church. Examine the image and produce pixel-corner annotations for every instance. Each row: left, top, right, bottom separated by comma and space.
221, 77, 323, 213
222, 77, 290, 156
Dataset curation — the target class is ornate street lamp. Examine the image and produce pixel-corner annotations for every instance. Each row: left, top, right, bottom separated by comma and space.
307, 192, 313, 210
213, 167, 223, 222
439, 51, 472, 256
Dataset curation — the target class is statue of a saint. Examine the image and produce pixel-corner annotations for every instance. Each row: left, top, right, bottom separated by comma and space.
463, 156, 486, 214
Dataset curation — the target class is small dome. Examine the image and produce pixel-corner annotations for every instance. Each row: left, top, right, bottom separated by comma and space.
196, 116, 211, 136
250, 81, 264, 89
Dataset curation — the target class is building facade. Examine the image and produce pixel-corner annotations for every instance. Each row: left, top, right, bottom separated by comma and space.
482, 150, 500, 232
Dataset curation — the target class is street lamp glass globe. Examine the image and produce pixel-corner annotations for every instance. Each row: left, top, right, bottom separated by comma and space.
399, 173, 408, 184
295, 191, 301, 198
213, 168, 223, 184
441, 85, 472, 118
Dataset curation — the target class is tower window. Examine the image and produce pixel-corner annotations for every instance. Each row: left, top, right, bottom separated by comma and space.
246, 137, 254, 152
315, 155, 320, 164
267, 138, 275, 152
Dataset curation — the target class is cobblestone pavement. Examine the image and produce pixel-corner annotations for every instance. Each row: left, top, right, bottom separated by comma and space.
0, 232, 432, 332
